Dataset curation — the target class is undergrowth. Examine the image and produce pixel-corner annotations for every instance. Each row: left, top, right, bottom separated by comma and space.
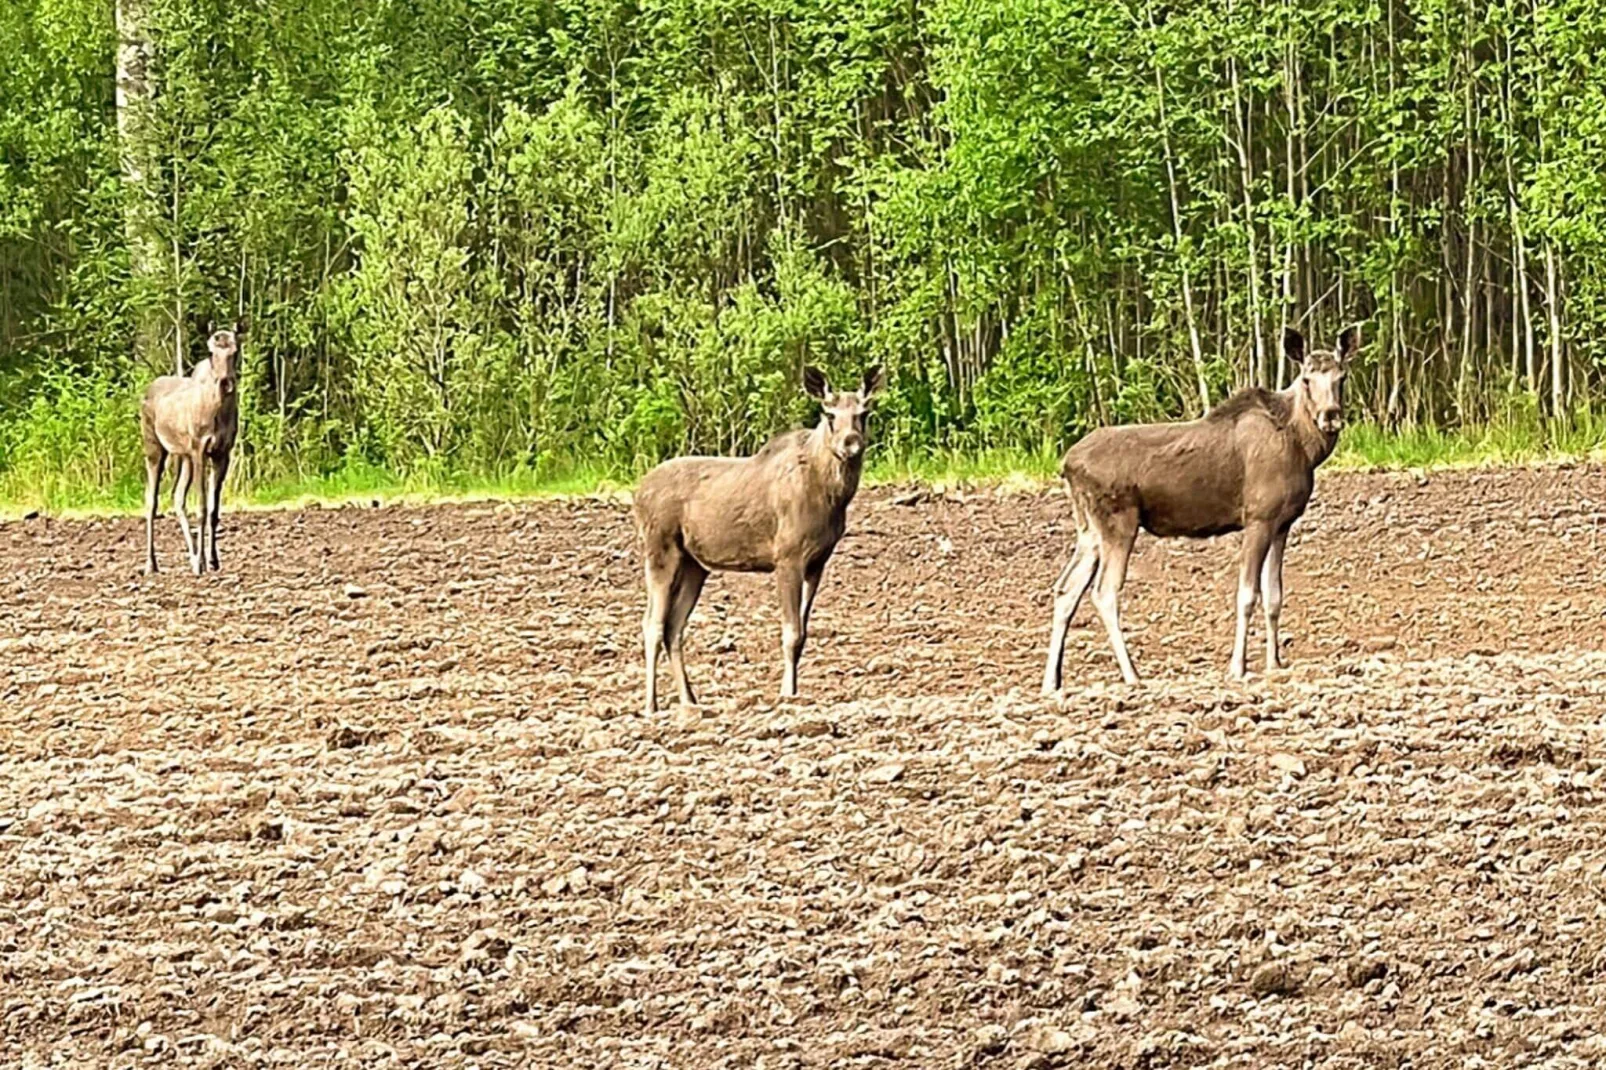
2, 402, 1603, 519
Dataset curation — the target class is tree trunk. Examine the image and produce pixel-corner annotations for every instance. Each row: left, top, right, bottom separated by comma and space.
115, 0, 168, 372
1226, 50, 1266, 386
1153, 61, 1210, 414
1544, 240, 1564, 418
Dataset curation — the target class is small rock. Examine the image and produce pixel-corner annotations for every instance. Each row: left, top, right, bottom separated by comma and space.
1031, 1026, 1074, 1053
790, 717, 837, 738
202, 904, 238, 925
1362, 636, 1398, 653
249, 815, 284, 841
1103, 994, 1143, 1020
1250, 960, 1301, 996
973, 1024, 1008, 1056
326, 725, 375, 750
442, 787, 478, 814
458, 868, 488, 894
1337, 1020, 1370, 1047
343, 583, 368, 599
1346, 957, 1388, 987
567, 866, 590, 894
463, 929, 511, 958
865, 763, 906, 785
1269, 753, 1306, 777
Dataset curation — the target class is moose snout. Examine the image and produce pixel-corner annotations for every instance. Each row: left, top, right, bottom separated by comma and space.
1317, 408, 1343, 433
839, 432, 864, 459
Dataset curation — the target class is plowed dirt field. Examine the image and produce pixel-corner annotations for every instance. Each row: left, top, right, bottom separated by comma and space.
3, 465, 1606, 1068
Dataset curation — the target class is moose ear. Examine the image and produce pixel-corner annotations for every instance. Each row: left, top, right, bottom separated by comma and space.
1283, 327, 1306, 365
1337, 325, 1360, 364
802, 365, 829, 400
235, 313, 249, 337
860, 366, 885, 400
207, 319, 216, 336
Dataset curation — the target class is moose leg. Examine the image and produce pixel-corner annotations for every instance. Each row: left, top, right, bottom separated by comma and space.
205, 446, 228, 565
641, 543, 678, 715
1089, 513, 1140, 685
172, 457, 197, 570
192, 453, 211, 576
800, 557, 828, 631
1260, 525, 1290, 670
206, 452, 228, 571
776, 563, 806, 699
1229, 521, 1276, 679
143, 448, 166, 574
1042, 530, 1100, 694
664, 560, 708, 707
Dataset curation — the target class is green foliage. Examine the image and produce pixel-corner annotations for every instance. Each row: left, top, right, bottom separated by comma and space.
0, 367, 143, 511
5, 0, 1606, 506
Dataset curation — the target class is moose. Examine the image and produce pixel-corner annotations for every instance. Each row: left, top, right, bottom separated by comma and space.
1042, 325, 1358, 689
140, 323, 243, 575
633, 366, 885, 713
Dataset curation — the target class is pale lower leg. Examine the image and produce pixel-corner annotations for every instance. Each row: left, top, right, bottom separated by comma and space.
173, 459, 196, 567
196, 458, 211, 575
1042, 540, 1098, 694
776, 566, 805, 698
144, 454, 164, 573
664, 564, 707, 707
641, 560, 674, 714
1229, 524, 1274, 679
1089, 528, 1138, 684
1261, 530, 1288, 670
1229, 580, 1258, 679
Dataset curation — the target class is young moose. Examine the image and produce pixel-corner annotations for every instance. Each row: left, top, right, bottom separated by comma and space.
140, 324, 243, 575
633, 366, 885, 713
1043, 326, 1358, 689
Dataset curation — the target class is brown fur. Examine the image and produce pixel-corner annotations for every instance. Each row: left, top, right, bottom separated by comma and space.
633, 366, 883, 712
1043, 326, 1358, 688
140, 326, 242, 575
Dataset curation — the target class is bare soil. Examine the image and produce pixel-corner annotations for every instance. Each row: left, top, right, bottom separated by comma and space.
3, 465, 1606, 1068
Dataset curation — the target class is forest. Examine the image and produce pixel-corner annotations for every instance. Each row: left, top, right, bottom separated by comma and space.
4, 0, 1606, 503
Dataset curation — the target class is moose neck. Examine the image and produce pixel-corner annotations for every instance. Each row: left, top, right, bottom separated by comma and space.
806, 420, 863, 508
1283, 381, 1338, 469
206, 354, 238, 411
